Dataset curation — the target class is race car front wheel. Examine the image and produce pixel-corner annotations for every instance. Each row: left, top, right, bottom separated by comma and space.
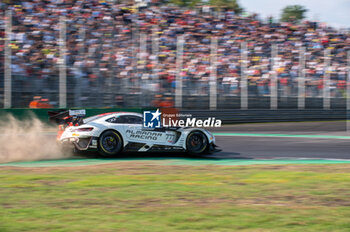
98, 130, 123, 157
186, 131, 208, 155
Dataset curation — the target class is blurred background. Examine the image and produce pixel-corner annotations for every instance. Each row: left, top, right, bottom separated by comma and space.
0, 0, 349, 109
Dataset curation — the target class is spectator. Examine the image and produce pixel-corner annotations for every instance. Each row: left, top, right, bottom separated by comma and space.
0, 1, 349, 108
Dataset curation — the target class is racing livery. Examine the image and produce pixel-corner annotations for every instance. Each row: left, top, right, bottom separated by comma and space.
49, 110, 220, 157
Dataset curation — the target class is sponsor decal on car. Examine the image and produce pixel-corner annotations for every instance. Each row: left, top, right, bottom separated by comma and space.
126, 129, 163, 141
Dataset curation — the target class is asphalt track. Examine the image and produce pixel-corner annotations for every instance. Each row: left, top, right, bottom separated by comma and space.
1, 121, 350, 166
211, 121, 350, 160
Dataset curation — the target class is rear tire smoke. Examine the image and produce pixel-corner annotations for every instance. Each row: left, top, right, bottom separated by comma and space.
0, 114, 72, 163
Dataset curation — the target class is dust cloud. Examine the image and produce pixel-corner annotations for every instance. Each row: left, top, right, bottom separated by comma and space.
0, 114, 71, 163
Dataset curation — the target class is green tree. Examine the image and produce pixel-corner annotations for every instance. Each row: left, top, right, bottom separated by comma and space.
280, 5, 308, 23
209, 0, 243, 13
169, 0, 201, 7
169, 0, 243, 13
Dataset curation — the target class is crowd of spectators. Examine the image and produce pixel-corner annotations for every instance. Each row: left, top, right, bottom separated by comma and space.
0, 0, 349, 107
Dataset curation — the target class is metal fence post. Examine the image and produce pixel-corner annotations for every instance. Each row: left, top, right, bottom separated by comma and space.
241, 42, 248, 109
131, 17, 139, 106
210, 37, 218, 110
347, 51, 350, 132
152, 26, 159, 87
74, 26, 85, 107
323, 49, 331, 110
4, 10, 12, 108
298, 46, 306, 109
175, 35, 184, 109
139, 33, 147, 68
59, 16, 67, 108
270, 44, 278, 110
139, 33, 147, 106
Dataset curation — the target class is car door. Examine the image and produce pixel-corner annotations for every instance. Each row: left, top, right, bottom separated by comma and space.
123, 115, 165, 144
106, 115, 177, 145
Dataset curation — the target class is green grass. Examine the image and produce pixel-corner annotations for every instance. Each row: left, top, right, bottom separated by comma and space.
1, 163, 350, 231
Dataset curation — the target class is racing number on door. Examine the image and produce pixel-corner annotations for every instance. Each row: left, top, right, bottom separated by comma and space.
166, 134, 176, 143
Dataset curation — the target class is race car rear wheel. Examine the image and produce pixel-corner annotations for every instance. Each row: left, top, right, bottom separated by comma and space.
98, 130, 123, 157
186, 131, 208, 155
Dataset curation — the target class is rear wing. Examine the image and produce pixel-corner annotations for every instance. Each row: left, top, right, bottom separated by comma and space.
48, 109, 86, 126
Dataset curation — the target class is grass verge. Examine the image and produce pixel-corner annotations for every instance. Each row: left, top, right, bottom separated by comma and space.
1, 163, 350, 231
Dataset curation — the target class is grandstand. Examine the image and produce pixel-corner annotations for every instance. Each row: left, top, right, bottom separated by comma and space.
0, 1, 349, 108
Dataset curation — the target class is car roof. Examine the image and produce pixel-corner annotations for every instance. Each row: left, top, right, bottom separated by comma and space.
83, 112, 143, 124
102, 112, 143, 118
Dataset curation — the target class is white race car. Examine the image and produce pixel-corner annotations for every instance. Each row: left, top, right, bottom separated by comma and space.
49, 110, 220, 157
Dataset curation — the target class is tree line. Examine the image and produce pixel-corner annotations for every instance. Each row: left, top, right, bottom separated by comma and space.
165, 0, 308, 23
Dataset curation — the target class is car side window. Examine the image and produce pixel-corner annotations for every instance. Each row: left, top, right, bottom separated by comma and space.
106, 117, 117, 123
106, 116, 128, 124
126, 116, 143, 124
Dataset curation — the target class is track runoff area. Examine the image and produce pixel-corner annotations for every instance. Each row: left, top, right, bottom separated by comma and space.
2, 120, 350, 232
1, 121, 350, 167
